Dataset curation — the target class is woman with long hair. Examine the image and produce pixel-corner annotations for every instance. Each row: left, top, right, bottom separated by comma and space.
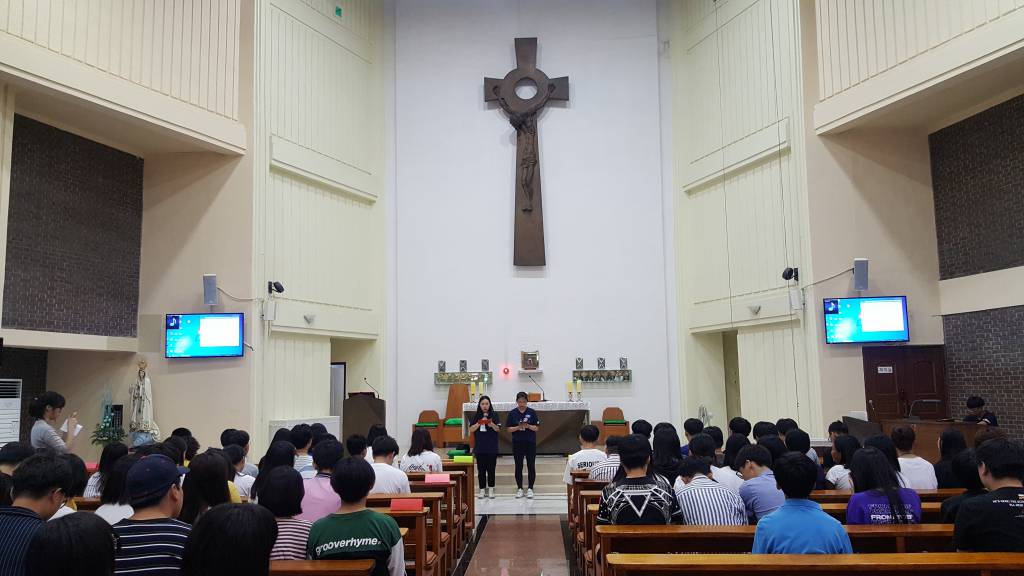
469, 395, 500, 498
722, 434, 751, 471
400, 428, 443, 473
252, 441, 297, 501
825, 435, 861, 490
85, 443, 129, 498
651, 428, 685, 484
846, 447, 921, 524
28, 391, 79, 453
179, 452, 231, 524
934, 428, 968, 488
96, 454, 138, 525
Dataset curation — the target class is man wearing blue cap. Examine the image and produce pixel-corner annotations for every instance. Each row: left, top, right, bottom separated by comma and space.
113, 454, 191, 575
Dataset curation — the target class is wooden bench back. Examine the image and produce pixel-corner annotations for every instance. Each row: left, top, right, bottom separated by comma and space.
821, 501, 942, 523
378, 508, 429, 576
595, 524, 955, 559
72, 497, 101, 512
441, 460, 474, 530
604, 552, 1024, 576
810, 488, 964, 504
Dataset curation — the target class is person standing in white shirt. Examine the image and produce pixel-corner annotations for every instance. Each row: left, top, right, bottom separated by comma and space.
369, 436, 411, 494
563, 425, 607, 484
891, 425, 937, 489
400, 428, 444, 473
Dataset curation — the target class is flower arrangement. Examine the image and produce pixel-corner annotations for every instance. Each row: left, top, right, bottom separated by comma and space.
91, 388, 125, 446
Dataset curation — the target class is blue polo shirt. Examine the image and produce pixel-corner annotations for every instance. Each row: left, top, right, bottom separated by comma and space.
739, 470, 785, 522
506, 407, 540, 444
752, 499, 852, 554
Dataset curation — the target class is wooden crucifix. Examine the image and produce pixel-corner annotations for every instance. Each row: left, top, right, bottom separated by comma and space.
485, 37, 569, 267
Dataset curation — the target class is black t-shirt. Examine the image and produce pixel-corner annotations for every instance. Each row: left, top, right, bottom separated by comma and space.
940, 489, 986, 523
954, 487, 1024, 551
934, 459, 960, 489
963, 411, 998, 426
470, 412, 500, 455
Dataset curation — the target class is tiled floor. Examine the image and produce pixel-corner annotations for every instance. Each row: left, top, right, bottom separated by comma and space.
463, 515, 571, 576
474, 494, 568, 515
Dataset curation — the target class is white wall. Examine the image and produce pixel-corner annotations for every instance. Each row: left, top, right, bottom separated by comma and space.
813, 0, 1024, 132
394, 0, 670, 437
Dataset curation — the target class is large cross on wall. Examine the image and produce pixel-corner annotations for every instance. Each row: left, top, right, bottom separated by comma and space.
485, 37, 569, 267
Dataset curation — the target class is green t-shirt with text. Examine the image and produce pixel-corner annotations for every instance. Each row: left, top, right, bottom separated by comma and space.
307, 509, 403, 576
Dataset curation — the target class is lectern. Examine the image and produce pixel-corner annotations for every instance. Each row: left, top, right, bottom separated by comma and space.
343, 392, 385, 442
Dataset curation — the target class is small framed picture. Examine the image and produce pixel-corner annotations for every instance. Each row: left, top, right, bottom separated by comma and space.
597, 357, 606, 370
459, 360, 468, 372
575, 357, 584, 370
481, 359, 490, 372
619, 357, 628, 370
521, 351, 540, 371
437, 361, 446, 373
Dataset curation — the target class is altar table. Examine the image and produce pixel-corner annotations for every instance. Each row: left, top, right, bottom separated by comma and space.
462, 401, 591, 455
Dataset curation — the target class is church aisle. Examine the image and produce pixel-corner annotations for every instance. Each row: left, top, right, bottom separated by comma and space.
463, 515, 572, 576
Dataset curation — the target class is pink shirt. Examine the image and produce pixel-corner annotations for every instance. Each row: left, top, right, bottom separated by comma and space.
297, 474, 341, 522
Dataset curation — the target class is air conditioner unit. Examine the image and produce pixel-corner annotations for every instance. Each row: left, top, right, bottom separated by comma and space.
0, 379, 22, 445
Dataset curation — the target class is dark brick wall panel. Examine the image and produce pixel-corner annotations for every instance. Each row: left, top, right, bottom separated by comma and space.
3, 115, 143, 337
929, 93, 1024, 281
943, 306, 1024, 440
0, 347, 48, 443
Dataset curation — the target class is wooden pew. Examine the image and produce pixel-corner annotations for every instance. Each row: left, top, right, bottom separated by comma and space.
569, 469, 590, 520
811, 488, 963, 504
72, 497, 101, 512
270, 560, 376, 575
604, 552, 1024, 576
408, 470, 468, 553
411, 480, 460, 569
582, 503, 601, 576
574, 491, 603, 569
366, 498, 441, 576
441, 460, 474, 539
595, 524, 954, 564
821, 501, 942, 523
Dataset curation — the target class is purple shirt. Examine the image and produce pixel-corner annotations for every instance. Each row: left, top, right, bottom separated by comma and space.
846, 488, 922, 524
297, 473, 341, 522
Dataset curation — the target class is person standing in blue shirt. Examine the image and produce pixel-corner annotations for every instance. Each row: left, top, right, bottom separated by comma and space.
469, 396, 501, 499
506, 392, 541, 499
753, 452, 852, 554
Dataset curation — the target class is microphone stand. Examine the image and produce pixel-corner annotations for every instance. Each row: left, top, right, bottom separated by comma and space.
364, 377, 381, 398
527, 374, 547, 402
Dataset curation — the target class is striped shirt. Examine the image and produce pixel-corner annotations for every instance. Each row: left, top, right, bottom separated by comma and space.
673, 474, 747, 525
588, 454, 621, 482
113, 517, 191, 575
272, 517, 312, 560
0, 506, 44, 576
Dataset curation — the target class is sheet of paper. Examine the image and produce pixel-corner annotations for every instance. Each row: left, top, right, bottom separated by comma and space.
59, 419, 84, 438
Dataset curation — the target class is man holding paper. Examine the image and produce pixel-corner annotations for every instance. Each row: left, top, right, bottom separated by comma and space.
506, 391, 541, 499
28, 391, 81, 453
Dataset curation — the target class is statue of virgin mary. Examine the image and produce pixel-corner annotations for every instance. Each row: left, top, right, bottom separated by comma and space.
129, 360, 160, 447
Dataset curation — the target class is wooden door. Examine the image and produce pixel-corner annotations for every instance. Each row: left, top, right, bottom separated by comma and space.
862, 345, 948, 422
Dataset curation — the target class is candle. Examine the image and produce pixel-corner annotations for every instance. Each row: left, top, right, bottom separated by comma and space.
470, 381, 476, 397
576, 379, 583, 396
567, 380, 573, 395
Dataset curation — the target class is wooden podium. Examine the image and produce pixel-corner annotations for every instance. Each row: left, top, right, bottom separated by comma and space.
880, 419, 984, 463
343, 392, 385, 442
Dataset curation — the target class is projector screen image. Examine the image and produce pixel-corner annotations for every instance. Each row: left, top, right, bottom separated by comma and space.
165, 313, 244, 358
823, 296, 909, 344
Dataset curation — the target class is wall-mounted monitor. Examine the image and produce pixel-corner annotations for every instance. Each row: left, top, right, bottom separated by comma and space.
823, 296, 909, 344
165, 313, 244, 358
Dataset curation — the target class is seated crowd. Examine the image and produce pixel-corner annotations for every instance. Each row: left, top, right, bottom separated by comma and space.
564, 415, 1024, 554
0, 395, 451, 576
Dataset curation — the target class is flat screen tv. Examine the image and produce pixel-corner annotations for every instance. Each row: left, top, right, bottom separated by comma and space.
165, 313, 244, 358
823, 296, 909, 344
